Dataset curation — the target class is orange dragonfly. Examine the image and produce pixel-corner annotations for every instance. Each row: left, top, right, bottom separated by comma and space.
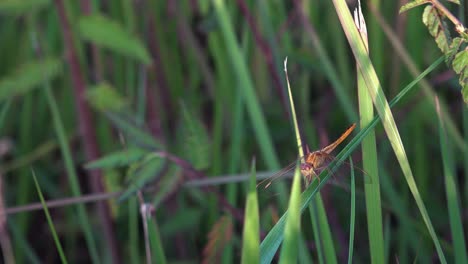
259, 123, 368, 188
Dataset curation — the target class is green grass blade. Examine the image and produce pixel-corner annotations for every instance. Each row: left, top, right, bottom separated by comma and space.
211, 0, 280, 170
347, 158, 356, 264
31, 170, 68, 264
285, 57, 337, 263
241, 159, 260, 264
147, 215, 167, 264
332, 1, 446, 262
279, 166, 302, 264
259, 56, 444, 263
436, 97, 468, 264
355, 6, 385, 263
43, 82, 100, 264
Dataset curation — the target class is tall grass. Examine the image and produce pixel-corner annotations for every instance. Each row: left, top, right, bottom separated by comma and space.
0, 1, 465, 263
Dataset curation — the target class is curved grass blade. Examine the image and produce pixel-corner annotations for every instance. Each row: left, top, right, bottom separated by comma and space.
332, 0, 446, 262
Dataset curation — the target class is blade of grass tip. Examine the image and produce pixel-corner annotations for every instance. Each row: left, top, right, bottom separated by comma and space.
354, 3, 385, 263
241, 158, 260, 264
332, 0, 447, 262
278, 166, 302, 264
436, 97, 468, 264
347, 158, 355, 264
31, 170, 68, 264
260, 56, 444, 263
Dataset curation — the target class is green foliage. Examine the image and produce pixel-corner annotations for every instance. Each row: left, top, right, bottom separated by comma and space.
78, 14, 151, 65
85, 147, 148, 169
119, 153, 165, 201
180, 102, 211, 170
422, 5, 451, 53
0, 0, 50, 16
399, 0, 429, 14
86, 83, 129, 112
241, 160, 260, 264
453, 49, 468, 103
0, 58, 62, 101
401, 0, 468, 105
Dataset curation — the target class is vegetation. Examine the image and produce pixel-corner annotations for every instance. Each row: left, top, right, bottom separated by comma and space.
0, 0, 467, 263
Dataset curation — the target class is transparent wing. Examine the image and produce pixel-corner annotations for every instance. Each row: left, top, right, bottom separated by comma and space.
256, 158, 302, 189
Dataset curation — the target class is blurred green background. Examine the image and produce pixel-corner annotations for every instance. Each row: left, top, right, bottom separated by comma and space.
0, 0, 467, 263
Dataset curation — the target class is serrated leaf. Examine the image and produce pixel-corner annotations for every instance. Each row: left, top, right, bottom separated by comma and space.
453, 49, 468, 103
462, 84, 468, 104
0, 57, 62, 101
78, 14, 151, 65
86, 83, 129, 112
119, 154, 165, 201
180, 103, 211, 170
452, 49, 468, 74
399, 0, 429, 13
106, 112, 161, 150
446, 37, 466, 63
85, 147, 148, 169
423, 5, 451, 54
152, 167, 181, 208
0, 0, 50, 16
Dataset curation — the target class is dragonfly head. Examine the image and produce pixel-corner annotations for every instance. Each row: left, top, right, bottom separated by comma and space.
300, 163, 315, 178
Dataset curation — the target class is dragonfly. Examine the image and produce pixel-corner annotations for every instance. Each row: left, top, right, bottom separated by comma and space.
259, 123, 368, 188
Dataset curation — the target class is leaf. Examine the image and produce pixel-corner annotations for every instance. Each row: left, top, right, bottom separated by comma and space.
399, 0, 429, 13
0, 0, 50, 16
85, 147, 148, 169
0, 57, 62, 101
453, 49, 468, 103
86, 83, 129, 112
78, 14, 151, 65
423, 5, 451, 54
446, 37, 466, 64
152, 167, 181, 208
446, 0, 460, 4
180, 102, 211, 170
202, 215, 233, 264
119, 154, 165, 201
106, 112, 161, 150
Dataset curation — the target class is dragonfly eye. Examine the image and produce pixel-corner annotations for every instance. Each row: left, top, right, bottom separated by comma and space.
300, 163, 313, 176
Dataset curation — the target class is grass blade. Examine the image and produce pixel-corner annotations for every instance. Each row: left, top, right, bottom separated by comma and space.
347, 158, 356, 264
332, 1, 446, 262
355, 5, 384, 263
241, 159, 260, 264
278, 166, 302, 263
31, 170, 68, 264
436, 97, 468, 263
